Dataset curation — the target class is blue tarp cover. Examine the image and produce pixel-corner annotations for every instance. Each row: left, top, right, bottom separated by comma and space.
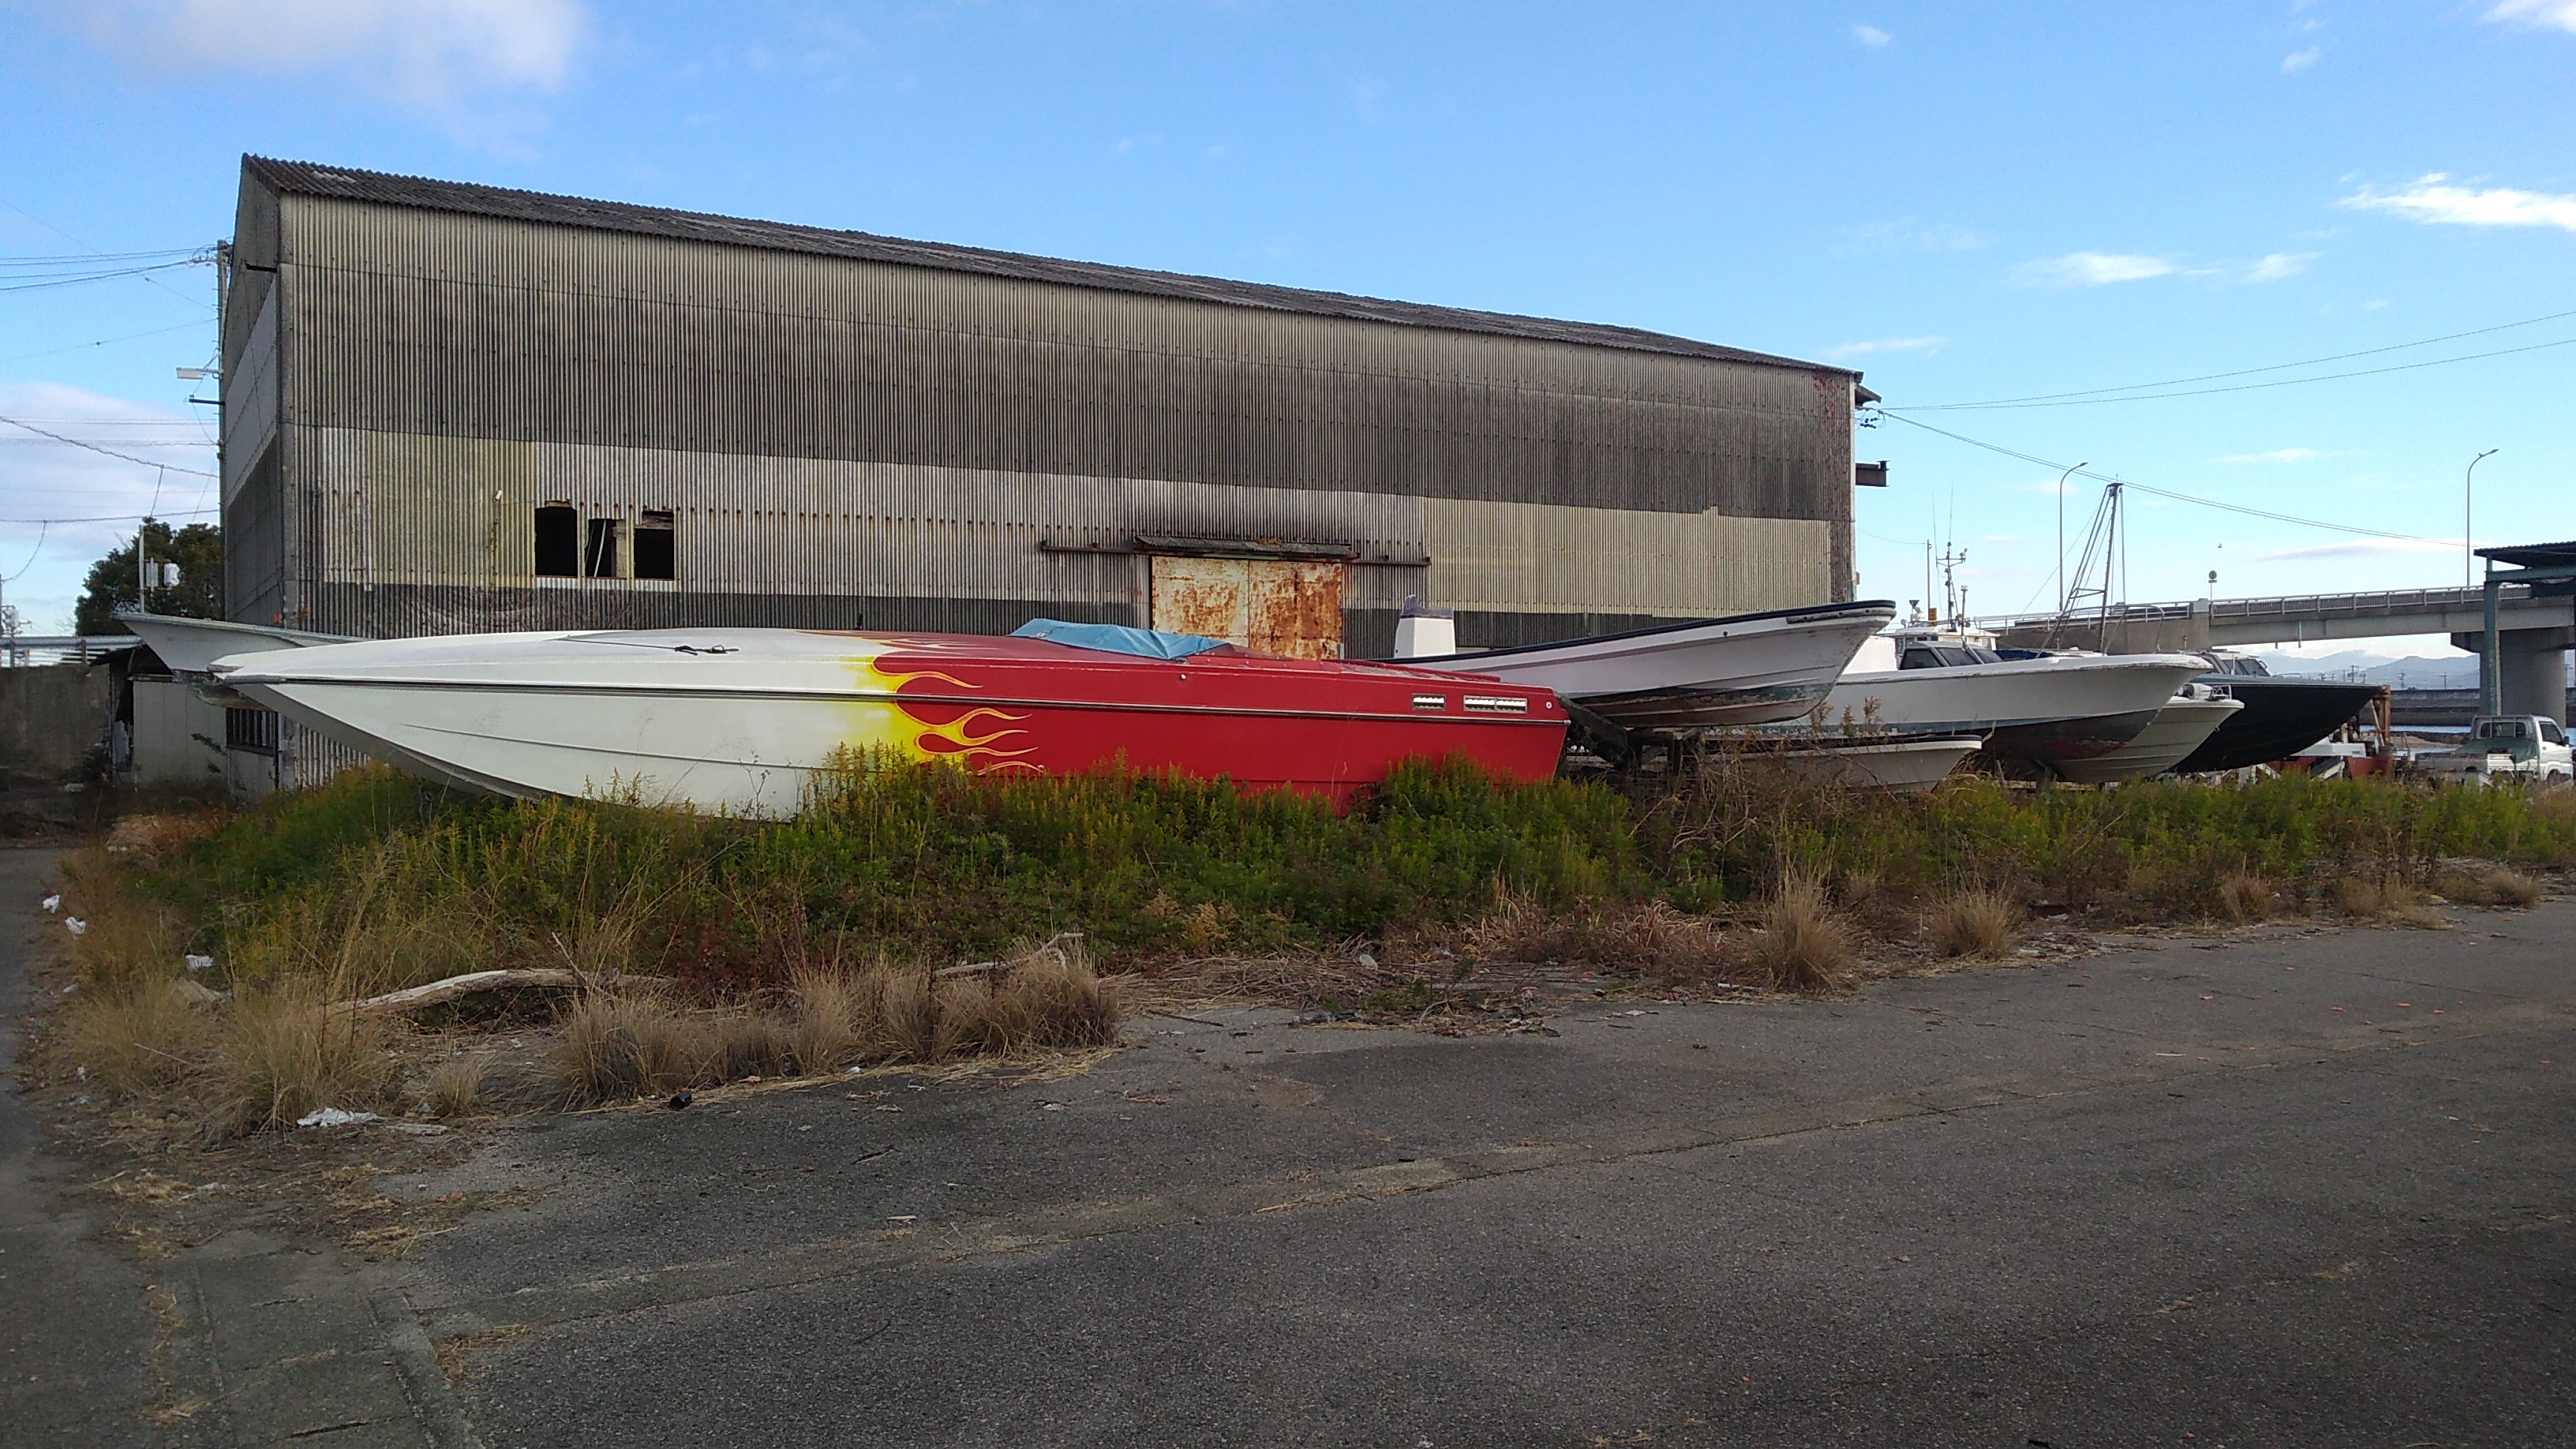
1009, 618, 1230, 660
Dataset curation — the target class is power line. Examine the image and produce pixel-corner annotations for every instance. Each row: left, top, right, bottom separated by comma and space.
0, 204, 215, 312
0, 246, 212, 267
1908, 303, 2576, 410
1895, 334, 2576, 410
0, 259, 215, 295
0, 509, 217, 526
0, 320, 213, 364
1873, 410, 2442, 543
0, 415, 218, 477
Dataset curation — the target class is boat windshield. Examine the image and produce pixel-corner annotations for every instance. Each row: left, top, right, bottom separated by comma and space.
1897, 644, 2003, 669
1009, 618, 1232, 660
2207, 655, 2271, 676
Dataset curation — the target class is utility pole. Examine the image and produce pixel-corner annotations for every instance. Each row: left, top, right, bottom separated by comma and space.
2464, 448, 2497, 588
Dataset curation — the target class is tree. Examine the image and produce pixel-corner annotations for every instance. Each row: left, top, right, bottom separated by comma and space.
73, 520, 223, 635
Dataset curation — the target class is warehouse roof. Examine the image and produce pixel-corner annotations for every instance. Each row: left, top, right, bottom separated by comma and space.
245, 156, 1846, 375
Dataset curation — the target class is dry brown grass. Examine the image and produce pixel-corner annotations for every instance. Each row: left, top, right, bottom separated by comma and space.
2218, 871, 2282, 924
2435, 866, 2545, 908
1929, 889, 2020, 959
425, 1056, 489, 1118
1456, 892, 1731, 979
213, 977, 399, 1133
552, 949, 1125, 1104
1752, 877, 1852, 992
63, 979, 219, 1095
2329, 876, 2443, 928
551, 991, 706, 1105
57, 848, 189, 997
787, 967, 864, 1073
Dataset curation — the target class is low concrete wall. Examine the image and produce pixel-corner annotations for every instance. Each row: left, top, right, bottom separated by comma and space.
0, 664, 114, 781
132, 680, 230, 788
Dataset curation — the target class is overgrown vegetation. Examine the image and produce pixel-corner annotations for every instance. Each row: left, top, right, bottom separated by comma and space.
42, 754, 2571, 1132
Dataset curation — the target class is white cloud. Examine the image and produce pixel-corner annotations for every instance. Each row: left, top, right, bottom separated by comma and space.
1850, 24, 1892, 47
1825, 335, 1946, 359
2012, 252, 2179, 287
2259, 537, 2459, 562
2213, 447, 2344, 465
0, 383, 216, 634
73, 0, 586, 110
2281, 47, 2320, 73
2487, 0, 2576, 36
2339, 174, 2576, 232
2241, 251, 2315, 283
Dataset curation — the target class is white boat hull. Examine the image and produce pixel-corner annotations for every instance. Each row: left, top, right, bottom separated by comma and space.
2052, 696, 2245, 784
1824, 653, 2210, 766
1406, 601, 1896, 729
117, 611, 352, 675
1748, 738, 1982, 793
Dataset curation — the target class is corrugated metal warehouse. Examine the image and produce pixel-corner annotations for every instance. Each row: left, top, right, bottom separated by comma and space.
219, 156, 1873, 783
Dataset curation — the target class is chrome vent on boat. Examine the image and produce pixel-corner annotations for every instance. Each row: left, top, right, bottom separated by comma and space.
1462, 695, 1530, 714
1411, 693, 1448, 712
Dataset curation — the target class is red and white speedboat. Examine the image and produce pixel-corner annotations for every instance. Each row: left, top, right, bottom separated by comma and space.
214, 620, 1567, 814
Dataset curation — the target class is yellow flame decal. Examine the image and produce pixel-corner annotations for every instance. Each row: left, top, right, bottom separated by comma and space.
833, 643, 1032, 766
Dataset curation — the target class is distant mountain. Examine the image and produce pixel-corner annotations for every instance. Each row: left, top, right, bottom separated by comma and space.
2256, 651, 2484, 690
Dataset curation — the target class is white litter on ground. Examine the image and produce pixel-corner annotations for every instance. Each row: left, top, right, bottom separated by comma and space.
184, 953, 215, 973
294, 1107, 382, 1129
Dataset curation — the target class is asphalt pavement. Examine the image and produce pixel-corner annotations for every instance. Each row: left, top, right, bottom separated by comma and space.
7, 844, 2571, 1446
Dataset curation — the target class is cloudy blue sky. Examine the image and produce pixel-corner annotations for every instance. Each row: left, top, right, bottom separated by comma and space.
2, 1, 2570, 648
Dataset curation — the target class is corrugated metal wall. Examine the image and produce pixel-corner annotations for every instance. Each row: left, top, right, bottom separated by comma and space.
224, 172, 1857, 656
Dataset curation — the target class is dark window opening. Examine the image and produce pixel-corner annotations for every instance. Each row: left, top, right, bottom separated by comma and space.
534, 504, 578, 577
635, 509, 675, 581
225, 707, 279, 754
585, 518, 621, 578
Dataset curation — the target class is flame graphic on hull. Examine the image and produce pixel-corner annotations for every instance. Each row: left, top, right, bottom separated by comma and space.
833, 641, 1034, 767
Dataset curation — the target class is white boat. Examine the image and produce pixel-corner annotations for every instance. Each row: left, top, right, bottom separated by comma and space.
213, 624, 1571, 816
2050, 691, 2245, 784
1398, 600, 1899, 730
1743, 737, 1983, 793
118, 610, 359, 706
1822, 626, 2209, 773
114, 609, 354, 676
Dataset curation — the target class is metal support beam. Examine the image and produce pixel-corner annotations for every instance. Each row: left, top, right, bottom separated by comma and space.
2482, 564, 2500, 717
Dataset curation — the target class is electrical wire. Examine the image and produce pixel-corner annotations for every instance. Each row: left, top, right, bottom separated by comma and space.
1893, 334, 2576, 410
3, 523, 49, 582
0, 509, 215, 525
0, 415, 217, 476
1904, 303, 2576, 410
0, 259, 214, 294
1873, 410, 2443, 543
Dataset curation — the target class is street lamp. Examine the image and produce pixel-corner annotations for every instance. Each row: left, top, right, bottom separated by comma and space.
2465, 448, 2497, 588
2056, 460, 2088, 616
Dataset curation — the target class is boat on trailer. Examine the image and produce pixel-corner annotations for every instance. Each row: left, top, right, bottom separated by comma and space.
2171, 652, 2383, 774
2050, 689, 2244, 784
1818, 626, 2210, 773
1394, 600, 1899, 731
213, 620, 1568, 815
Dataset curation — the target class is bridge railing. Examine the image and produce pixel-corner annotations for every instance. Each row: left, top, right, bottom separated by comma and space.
1978, 582, 2545, 634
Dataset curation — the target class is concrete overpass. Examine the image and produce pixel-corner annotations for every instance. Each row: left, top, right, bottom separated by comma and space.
1987, 577, 2575, 725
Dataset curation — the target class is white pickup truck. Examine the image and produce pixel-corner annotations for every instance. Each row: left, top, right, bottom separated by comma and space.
2424, 715, 2574, 786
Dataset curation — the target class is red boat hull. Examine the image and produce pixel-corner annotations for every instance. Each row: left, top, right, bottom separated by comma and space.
859, 633, 1569, 807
